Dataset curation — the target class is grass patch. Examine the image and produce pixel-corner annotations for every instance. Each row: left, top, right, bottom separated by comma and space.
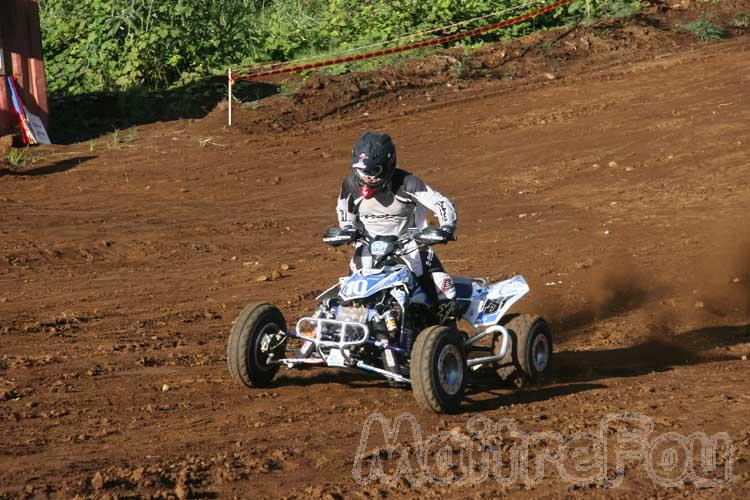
679, 15, 726, 41
5, 148, 29, 168
125, 126, 139, 144
108, 129, 121, 150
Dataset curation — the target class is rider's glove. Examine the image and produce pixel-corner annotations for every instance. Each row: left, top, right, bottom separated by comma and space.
440, 225, 456, 241
341, 226, 358, 239
324, 226, 358, 247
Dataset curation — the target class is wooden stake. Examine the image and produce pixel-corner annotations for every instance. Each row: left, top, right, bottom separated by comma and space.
228, 68, 233, 127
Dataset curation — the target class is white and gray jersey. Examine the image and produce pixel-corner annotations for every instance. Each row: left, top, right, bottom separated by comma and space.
337, 169, 457, 237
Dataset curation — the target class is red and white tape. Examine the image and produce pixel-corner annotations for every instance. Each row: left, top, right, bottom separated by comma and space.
231, 0, 574, 83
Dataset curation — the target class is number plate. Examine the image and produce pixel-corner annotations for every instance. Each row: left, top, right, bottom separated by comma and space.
384, 349, 396, 368
327, 348, 346, 367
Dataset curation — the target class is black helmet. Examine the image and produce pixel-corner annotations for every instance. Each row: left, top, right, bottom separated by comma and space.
351, 132, 397, 198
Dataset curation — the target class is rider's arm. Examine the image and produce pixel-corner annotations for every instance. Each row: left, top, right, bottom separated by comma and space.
336, 175, 360, 230
401, 174, 457, 234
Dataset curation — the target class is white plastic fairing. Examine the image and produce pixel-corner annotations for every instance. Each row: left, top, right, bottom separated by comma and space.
462, 275, 530, 327
486, 275, 530, 300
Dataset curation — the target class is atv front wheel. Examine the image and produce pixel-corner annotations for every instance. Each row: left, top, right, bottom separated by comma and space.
494, 314, 552, 388
410, 326, 467, 414
227, 303, 287, 388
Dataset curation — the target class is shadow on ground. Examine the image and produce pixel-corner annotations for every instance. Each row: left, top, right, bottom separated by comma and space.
0, 155, 95, 177
48, 78, 278, 144
463, 323, 747, 412
553, 323, 749, 383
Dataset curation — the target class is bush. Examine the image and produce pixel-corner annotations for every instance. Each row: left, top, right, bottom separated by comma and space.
40, 0, 269, 95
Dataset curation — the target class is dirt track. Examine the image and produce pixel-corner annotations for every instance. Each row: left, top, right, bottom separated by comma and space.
1, 5, 750, 499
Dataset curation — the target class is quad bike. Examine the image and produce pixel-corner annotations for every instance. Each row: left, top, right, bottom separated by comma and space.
227, 226, 552, 413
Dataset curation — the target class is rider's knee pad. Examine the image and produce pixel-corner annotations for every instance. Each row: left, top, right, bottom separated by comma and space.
431, 272, 456, 300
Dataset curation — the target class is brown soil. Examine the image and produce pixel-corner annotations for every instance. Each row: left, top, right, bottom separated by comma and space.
1, 2, 749, 498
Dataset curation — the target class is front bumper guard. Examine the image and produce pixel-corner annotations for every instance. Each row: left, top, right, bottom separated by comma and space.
295, 316, 370, 348
267, 317, 369, 367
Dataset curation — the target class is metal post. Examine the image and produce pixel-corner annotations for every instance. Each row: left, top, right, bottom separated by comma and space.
228, 68, 232, 127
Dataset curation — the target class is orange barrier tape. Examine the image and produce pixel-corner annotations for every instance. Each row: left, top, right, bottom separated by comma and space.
232, 0, 573, 83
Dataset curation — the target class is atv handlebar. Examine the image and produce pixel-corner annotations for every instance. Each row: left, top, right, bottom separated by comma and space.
322, 226, 452, 249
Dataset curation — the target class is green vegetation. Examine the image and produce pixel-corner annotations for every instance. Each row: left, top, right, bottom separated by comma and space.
568, 0, 641, 23
40, 0, 267, 95
679, 15, 726, 41
107, 129, 120, 150
5, 147, 29, 168
39, 0, 640, 96
731, 12, 750, 28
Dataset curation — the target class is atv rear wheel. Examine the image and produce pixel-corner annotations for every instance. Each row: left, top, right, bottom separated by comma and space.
227, 303, 287, 388
410, 326, 467, 414
494, 315, 552, 388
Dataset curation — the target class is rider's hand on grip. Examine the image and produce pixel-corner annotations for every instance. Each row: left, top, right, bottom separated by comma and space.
323, 227, 356, 247
416, 226, 449, 245
440, 225, 456, 241
341, 226, 358, 239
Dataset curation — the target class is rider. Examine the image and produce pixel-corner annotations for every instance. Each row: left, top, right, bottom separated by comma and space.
336, 131, 458, 323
